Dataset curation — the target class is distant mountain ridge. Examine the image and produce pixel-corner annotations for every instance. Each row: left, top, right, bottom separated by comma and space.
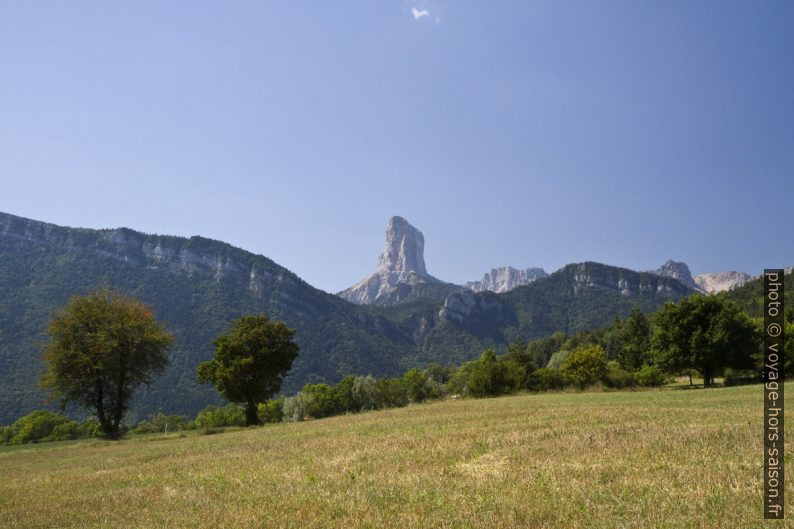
651, 259, 752, 293
0, 211, 695, 424
465, 266, 548, 293
694, 271, 752, 293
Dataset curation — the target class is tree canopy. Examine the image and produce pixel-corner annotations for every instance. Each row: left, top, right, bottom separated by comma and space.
197, 315, 299, 425
651, 295, 759, 387
40, 288, 173, 438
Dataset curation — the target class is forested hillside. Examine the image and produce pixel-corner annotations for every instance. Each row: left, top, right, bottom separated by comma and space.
0, 212, 694, 423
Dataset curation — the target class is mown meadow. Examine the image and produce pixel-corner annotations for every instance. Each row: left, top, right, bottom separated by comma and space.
1, 383, 791, 529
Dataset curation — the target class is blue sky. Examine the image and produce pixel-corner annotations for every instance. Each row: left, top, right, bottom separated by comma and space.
1, 2, 792, 292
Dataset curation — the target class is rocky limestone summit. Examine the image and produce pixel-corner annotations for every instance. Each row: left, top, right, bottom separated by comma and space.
654, 260, 701, 291
653, 259, 753, 293
338, 216, 442, 304
465, 266, 548, 293
694, 271, 752, 293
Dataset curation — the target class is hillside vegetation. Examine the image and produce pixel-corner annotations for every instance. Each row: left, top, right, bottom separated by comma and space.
1, 384, 790, 529
0, 212, 692, 423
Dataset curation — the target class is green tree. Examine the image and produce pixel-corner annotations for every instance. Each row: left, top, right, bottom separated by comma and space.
299, 383, 342, 418
197, 315, 298, 425
651, 296, 759, 387
450, 349, 525, 398
403, 368, 431, 403
560, 344, 608, 388
40, 288, 173, 438
615, 307, 651, 369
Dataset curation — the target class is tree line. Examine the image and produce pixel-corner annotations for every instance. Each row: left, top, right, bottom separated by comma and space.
2, 286, 789, 445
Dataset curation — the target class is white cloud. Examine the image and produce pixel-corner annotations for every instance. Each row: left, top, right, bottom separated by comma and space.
411, 7, 430, 19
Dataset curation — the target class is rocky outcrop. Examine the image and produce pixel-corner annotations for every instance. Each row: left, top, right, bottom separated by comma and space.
694, 271, 752, 293
654, 260, 701, 291
465, 266, 547, 293
653, 259, 754, 293
438, 290, 508, 324
0, 211, 296, 299
338, 216, 443, 304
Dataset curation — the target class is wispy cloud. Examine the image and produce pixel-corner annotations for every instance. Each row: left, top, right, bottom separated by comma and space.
411, 7, 430, 19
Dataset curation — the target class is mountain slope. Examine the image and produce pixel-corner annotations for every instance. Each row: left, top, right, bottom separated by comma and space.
0, 212, 695, 423
0, 212, 417, 423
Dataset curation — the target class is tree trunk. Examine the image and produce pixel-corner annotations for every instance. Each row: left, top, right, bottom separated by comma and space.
688, 373, 692, 386
95, 381, 114, 437
245, 400, 259, 426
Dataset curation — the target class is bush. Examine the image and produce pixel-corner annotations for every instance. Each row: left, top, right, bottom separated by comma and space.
0, 410, 94, 445
192, 404, 245, 429
44, 421, 88, 442
82, 418, 103, 438
299, 383, 342, 419
0, 425, 13, 444
282, 395, 306, 422
449, 350, 526, 398
8, 410, 69, 444
635, 365, 666, 387
403, 368, 444, 403
133, 413, 188, 434
257, 399, 284, 423
373, 378, 409, 409
528, 367, 566, 391
403, 368, 430, 403
560, 345, 608, 388
604, 361, 636, 389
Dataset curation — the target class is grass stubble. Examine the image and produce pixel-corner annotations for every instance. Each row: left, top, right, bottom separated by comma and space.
0, 384, 791, 528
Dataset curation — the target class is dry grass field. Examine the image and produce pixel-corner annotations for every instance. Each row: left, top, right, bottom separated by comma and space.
1, 384, 791, 529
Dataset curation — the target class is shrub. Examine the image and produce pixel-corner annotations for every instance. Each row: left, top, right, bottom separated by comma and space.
529, 367, 566, 391
604, 361, 636, 389
192, 404, 245, 429
82, 418, 103, 438
560, 344, 608, 388
282, 395, 307, 422
373, 378, 409, 409
351, 375, 379, 411
133, 413, 187, 434
0, 425, 12, 444
403, 368, 444, 403
635, 365, 666, 387
403, 368, 430, 403
449, 350, 526, 398
257, 399, 284, 423
44, 421, 88, 442
299, 383, 342, 419
8, 410, 71, 444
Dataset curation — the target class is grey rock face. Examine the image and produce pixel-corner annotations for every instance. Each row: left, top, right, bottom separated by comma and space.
694, 271, 752, 293
438, 290, 507, 323
338, 216, 440, 304
654, 260, 701, 291
465, 266, 548, 293
0, 211, 293, 298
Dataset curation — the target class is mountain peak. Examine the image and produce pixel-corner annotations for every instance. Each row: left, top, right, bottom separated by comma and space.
375, 216, 428, 277
654, 260, 700, 291
339, 216, 440, 304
